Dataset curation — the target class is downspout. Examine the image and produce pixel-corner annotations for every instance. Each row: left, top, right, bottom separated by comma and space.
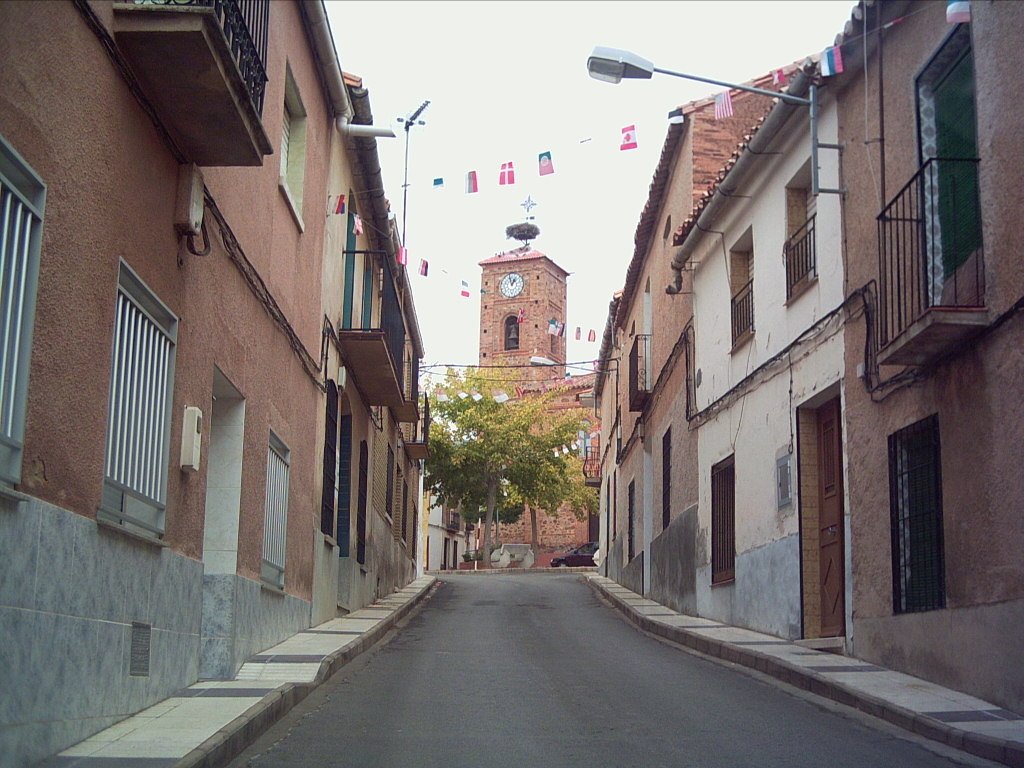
666, 68, 814, 293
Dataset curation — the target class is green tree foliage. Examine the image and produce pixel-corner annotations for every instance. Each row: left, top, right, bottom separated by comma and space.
425, 367, 597, 563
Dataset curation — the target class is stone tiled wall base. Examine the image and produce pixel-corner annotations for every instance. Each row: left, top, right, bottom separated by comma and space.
0, 496, 202, 767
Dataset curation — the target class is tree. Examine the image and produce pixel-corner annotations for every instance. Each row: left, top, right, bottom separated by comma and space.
425, 367, 596, 565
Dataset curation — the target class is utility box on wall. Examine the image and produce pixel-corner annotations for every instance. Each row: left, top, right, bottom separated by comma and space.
180, 406, 203, 472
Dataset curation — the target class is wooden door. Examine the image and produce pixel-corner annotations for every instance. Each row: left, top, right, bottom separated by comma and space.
817, 398, 845, 637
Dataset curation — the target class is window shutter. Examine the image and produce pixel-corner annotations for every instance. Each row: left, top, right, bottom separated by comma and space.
320, 381, 338, 537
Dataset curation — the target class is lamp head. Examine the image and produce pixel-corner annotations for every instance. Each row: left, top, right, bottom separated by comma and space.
587, 46, 655, 84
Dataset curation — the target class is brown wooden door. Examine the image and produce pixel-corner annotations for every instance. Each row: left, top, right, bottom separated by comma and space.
818, 398, 845, 637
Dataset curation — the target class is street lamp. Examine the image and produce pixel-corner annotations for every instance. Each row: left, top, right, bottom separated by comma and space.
586, 47, 837, 196
397, 100, 430, 247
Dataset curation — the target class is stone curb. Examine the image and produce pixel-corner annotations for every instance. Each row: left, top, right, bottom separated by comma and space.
587, 577, 1023, 768
429, 567, 597, 576
175, 577, 438, 768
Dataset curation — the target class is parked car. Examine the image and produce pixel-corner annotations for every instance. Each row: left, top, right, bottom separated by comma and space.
550, 542, 598, 568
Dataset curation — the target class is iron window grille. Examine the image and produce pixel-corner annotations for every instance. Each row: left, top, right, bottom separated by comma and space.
262, 432, 290, 588
100, 263, 177, 536
711, 456, 736, 584
730, 280, 754, 346
888, 414, 945, 613
0, 136, 45, 486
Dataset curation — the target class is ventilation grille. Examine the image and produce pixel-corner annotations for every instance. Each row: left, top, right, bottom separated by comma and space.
130, 621, 151, 677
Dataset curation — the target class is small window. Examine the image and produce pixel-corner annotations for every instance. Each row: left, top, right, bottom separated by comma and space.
100, 262, 177, 537
627, 480, 636, 561
262, 432, 290, 588
661, 427, 672, 531
0, 135, 46, 485
356, 440, 369, 564
711, 456, 735, 584
889, 415, 945, 613
730, 236, 754, 347
279, 65, 307, 226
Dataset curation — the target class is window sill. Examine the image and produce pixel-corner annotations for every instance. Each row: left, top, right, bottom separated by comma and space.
321, 532, 337, 548
711, 576, 735, 588
278, 177, 305, 233
260, 580, 286, 596
784, 275, 817, 306
96, 516, 168, 548
0, 484, 30, 506
730, 329, 754, 354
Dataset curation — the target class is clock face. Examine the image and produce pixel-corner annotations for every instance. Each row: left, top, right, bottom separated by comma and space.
499, 272, 525, 298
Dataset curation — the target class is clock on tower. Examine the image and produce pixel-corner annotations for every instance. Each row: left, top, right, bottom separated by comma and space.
499, 272, 524, 298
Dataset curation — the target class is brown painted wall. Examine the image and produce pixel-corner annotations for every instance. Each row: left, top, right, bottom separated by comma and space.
0, 0, 330, 600
837, 1, 1024, 711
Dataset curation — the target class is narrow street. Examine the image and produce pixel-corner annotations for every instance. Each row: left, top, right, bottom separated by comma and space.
227, 574, 977, 768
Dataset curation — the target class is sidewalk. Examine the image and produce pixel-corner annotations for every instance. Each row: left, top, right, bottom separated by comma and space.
41, 575, 437, 768
587, 573, 1024, 768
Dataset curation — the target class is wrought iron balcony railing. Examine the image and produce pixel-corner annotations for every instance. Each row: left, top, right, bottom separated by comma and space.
628, 334, 651, 412
730, 279, 754, 346
784, 215, 816, 300
582, 445, 601, 488
877, 157, 985, 352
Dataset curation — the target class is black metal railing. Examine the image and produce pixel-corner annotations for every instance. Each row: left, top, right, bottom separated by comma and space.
877, 157, 984, 347
582, 445, 601, 484
446, 512, 461, 532
380, 260, 407, 395
730, 279, 754, 345
136, 0, 269, 115
628, 334, 651, 411
416, 394, 430, 445
784, 215, 816, 300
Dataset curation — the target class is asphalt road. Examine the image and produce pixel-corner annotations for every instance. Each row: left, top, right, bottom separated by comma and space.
227, 574, 987, 768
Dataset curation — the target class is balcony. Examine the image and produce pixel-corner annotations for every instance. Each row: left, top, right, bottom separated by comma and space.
582, 445, 601, 488
731, 280, 754, 348
112, 0, 273, 166
628, 334, 651, 412
445, 512, 461, 532
337, 261, 407, 411
394, 356, 420, 423
784, 215, 816, 301
877, 158, 987, 367
405, 395, 430, 461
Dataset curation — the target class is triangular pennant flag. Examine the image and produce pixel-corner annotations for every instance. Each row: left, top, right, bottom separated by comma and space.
434, 392, 449, 403
466, 171, 478, 194
575, 327, 581, 340
538, 151, 555, 176
620, 124, 638, 151
517, 307, 526, 324
548, 319, 557, 335
821, 45, 844, 76
353, 214, 364, 235
432, 177, 444, 189
946, 0, 970, 23
772, 68, 786, 86
334, 194, 346, 214
499, 161, 516, 186
714, 91, 734, 120
588, 329, 597, 342
418, 258, 428, 276
493, 392, 509, 403
460, 280, 471, 298
396, 246, 408, 266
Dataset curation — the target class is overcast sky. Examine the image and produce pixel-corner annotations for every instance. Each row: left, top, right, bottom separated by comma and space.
327, 1, 855, 382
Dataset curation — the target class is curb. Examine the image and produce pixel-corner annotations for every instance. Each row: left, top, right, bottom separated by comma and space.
587, 577, 1023, 768
175, 577, 438, 768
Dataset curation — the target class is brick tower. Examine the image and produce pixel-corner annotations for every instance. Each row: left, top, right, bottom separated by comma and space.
478, 247, 569, 385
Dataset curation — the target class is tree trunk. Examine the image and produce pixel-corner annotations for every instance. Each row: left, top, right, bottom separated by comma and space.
482, 477, 497, 569
528, 505, 539, 565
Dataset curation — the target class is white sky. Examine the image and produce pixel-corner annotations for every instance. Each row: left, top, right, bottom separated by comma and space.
327, 1, 855, 381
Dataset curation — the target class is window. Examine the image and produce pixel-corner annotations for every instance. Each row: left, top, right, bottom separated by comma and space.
278, 65, 307, 226
661, 427, 671, 531
100, 263, 177, 537
385, 444, 395, 521
627, 479, 635, 561
356, 440, 368, 564
503, 315, 520, 351
262, 432, 290, 588
611, 470, 617, 541
0, 135, 45, 486
889, 415, 945, 613
321, 381, 339, 538
730, 233, 754, 346
711, 456, 735, 584
337, 409, 352, 556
